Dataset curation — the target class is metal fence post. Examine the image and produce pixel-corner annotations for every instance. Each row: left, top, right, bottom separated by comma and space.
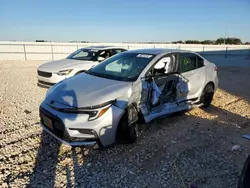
202, 46, 205, 55
248, 47, 250, 59
77, 45, 79, 50
23, 44, 27, 61
51, 44, 54, 60
127, 45, 129, 50
225, 47, 228, 58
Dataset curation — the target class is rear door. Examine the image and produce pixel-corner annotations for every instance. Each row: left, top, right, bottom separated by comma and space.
178, 53, 206, 99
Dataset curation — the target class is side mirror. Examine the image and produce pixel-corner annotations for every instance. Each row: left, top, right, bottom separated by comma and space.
141, 72, 153, 82
97, 56, 105, 62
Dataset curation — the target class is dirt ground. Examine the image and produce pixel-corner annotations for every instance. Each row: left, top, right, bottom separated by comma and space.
1, 60, 250, 188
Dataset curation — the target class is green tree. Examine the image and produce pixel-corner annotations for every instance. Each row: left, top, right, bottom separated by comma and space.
201, 40, 214, 44
215, 38, 225, 44
172, 40, 184, 44
216, 38, 242, 44
185, 40, 201, 44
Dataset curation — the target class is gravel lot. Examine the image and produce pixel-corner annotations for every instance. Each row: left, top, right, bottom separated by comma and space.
1, 60, 250, 188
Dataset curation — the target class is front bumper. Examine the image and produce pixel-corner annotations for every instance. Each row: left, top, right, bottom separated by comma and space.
39, 101, 125, 147
37, 72, 69, 88
41, 122, 97, 146
40, 107, 99, 146
37, 80, 56, 88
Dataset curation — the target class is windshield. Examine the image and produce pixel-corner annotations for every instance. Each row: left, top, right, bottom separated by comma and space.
67, 49, 98, 61
87, 53, 155, 81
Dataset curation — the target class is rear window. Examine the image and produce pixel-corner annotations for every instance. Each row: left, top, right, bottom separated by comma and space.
179, 53, 197, 73
197, 56, 204, 68
179, 53, 204, 73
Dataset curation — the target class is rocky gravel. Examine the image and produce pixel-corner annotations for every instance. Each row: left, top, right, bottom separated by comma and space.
1, 60, 250, 187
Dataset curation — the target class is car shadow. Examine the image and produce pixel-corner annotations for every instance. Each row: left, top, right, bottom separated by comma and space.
26, 101, 250, 187
28, 131, 61, 187
28, 82, 79, 187
58, 104, 250, 187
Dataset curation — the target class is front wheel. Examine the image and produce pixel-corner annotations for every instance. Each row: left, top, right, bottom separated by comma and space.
199, 83, 214, 108
116, 113, 138, 144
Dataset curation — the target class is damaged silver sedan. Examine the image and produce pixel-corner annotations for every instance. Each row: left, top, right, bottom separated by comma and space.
39, 48, 218, 148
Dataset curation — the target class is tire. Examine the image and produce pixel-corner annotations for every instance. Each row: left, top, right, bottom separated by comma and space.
237, 154, 250, 188
199, 83, 214, 108
116, 112, 137, 144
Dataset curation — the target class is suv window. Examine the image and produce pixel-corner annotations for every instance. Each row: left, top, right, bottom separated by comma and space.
179, 53, 197, 73
112, 49, 126, 55
97, 50, 112, 60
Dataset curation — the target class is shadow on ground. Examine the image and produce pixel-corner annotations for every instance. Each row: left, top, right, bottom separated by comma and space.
26, 102, 250, 187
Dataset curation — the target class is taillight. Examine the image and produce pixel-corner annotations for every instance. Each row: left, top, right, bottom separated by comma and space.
214, 66, 217, 71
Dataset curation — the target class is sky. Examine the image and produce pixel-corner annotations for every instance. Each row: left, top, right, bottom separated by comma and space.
0, 0, 250, 42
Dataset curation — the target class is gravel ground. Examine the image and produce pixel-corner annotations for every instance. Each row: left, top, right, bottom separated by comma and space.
1, 60, 250, 188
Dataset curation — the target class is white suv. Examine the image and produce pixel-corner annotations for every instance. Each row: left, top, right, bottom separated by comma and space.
37, 46, 126, 87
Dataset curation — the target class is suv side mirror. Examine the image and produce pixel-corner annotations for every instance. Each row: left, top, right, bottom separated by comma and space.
97, 56, 105, 62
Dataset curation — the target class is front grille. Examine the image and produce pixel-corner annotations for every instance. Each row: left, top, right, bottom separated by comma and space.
38, 80, 55, 86
40, 107, 65, 139
39, 107, 99, 143
38, 70, 52, 78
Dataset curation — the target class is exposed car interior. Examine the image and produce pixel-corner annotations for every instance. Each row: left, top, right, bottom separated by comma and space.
144, 55, 182, 107
98, 49, 126, 61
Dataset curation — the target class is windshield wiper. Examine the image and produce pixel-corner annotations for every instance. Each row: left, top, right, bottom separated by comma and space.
87, 71, 134, 81
86, 71, 94, 75
86, 71, 111, 79
72, 58, 92, 61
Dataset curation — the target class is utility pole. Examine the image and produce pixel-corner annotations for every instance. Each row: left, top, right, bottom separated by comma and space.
224, 28, 227, 45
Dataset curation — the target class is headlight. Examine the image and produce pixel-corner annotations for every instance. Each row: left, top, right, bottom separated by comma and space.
50, 101, 114, 121
57, 69, 73, 76
88, 106, 110, 121
58, 106, 110, 121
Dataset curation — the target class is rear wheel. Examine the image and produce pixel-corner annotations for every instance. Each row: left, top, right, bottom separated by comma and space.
200, 83, 214, 108
116, 113, 137, 144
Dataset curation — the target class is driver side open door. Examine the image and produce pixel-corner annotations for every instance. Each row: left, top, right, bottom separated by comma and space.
139, 53, 190, 122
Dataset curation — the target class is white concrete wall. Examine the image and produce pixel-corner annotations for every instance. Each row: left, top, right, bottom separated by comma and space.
0, 41, 249, 61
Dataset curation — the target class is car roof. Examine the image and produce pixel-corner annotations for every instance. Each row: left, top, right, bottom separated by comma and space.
82, 46, 127, 50
123, 48, 191, 55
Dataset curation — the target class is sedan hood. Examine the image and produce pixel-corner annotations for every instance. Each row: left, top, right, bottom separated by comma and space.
46, 73, 132, 108
38, 59, 95, 72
